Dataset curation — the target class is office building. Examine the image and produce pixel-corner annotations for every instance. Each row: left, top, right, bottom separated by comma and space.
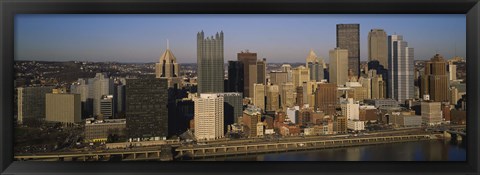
219, 92, 243, 129
315, 83, 337, 115
17, 86, 54, 124
421, 101, 442, 126
116, 84, 126, 115
388, 35, 414, 103
155, 42, 182, 88
266, 84, 280, 111
100, 95, 114, 119
71, 79, 93, 118
89, 73, 114, 117
126, 78, 168, 141
306, 50, 324, 82
337, 24, 360, 76
84, 119, 126, 142
329, 48, 349, 86
341, 98, 359, 120
292, 66, 310, 88
242, 106, 262, 137
335, 116, 347, 134
368, 29, 388, 68
368, 60, 389, 98
270, 71, 288, 85
197, 31, 224, 93
347, 120, 365, 131
194, 93, 224, 140
281, 64, 293, 82
448, 62, 457, 81
420, 54, 449, 102
253, 83, 266, 110
45, 93, 81, 125
257, 58, 267, 85
280, 83, 295, 109
238, 50, 257, 97
227, 60, 244, 93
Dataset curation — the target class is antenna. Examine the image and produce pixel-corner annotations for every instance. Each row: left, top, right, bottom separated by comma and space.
167, 39, 169, 49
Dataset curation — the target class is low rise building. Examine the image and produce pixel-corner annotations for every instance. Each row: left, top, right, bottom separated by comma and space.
347, 120, 365, 131
85, 119, 126, 142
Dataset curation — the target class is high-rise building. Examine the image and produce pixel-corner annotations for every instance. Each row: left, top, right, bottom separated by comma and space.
329, 48, 349, 87
281, 64, 293, 82
306, 50, 324, 82
197, 31, 224, 94
266, 84, 280, 111
368, 70, 387, 99
280, 83, 295, 109
295, 86, 304, 106
337, 24, 360, 76
227, 60, 244, 93
315, 83, 337, 115
155, 42, 182, 88
194, 93, 224, 140
368, 29, 388, 68
368, 60, 389, 98
270, 71, 288, 85
89, 73, 114, 117
218, 93, 243, 130
100, 95, 114, 119
126, 78, 168, 141
71, 79, 93, 118
45, 93, 81, 125
253, 83, 266, 111
115, 84, 126, 115
448, 62, 457, 81
238, 50, 257, 97
17, 86, 54, 124
257, 58, 267, 85
292, 66, 309, 88
421, 54, 449, 102
388, 35, 414, 103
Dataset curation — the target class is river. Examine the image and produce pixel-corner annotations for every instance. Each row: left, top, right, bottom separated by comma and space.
198, 140, 466, 161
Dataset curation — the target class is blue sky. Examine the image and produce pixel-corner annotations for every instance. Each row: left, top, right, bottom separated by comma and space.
15, 14, 466, 63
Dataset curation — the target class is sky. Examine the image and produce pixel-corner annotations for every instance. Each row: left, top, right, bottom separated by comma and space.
15, 14, 466, 63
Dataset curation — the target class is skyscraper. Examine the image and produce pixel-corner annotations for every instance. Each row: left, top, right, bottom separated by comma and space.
368, 29, 388, 68
45, 93, 81, 125
337, 24, 360, 77
388, 35, 414, 103
421, 54, 449, 102
227, 60, 244, 93
237, 50, 257, 97
266, 84, 280, 111
126, 78, 168, 141
218, 92, 243, 130
197, 31, 224, 94
155, 42, 182, 88
269, 71, 288, 85
257, 58, 267, 85
329, 48, 349, 87
253, 83, 266, 111
194, 93, 224, 140
281, 64, 293, 82
306, 50, 324, 82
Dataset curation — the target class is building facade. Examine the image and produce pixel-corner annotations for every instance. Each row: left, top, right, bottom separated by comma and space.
388, 35, 414, 103
194, 93, 225, 140
45, 93, 81, 124
197, 31, 224, 94
329, 48, 349, 87
368, 29, 388, 68
337, 24, 360, 76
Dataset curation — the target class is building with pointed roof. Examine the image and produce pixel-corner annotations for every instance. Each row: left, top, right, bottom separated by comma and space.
156, 41, 182, 88
306, 50, 324, 82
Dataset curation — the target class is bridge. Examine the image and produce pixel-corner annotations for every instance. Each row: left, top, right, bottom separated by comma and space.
15, 149, 172, 161
444, 130, 466, 142
175, 134, 433, 159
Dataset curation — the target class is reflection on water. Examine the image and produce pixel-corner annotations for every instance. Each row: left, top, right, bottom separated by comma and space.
200, 140, 466, 161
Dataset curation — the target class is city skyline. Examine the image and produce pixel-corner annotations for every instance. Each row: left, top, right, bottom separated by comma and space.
15, 14, 466, 63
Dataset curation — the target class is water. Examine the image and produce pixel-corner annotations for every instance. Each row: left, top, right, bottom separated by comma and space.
199, 140, 466, 161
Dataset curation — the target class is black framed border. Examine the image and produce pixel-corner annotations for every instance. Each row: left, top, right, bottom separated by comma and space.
1, 0, 479, 175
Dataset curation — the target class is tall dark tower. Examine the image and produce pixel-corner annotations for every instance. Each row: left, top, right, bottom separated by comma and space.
337, 24, 360, 77
227, 60, 244, 93
197, 31, 224, 93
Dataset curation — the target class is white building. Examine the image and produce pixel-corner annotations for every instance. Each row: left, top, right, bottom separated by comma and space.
341, 98, 359, 120
347, 120, 365, 131
194, 93, 224, 140
286, 106, 300, 123
388, 35, 414, 103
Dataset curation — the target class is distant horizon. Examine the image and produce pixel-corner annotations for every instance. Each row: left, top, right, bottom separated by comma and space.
15, 14, 466, 63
